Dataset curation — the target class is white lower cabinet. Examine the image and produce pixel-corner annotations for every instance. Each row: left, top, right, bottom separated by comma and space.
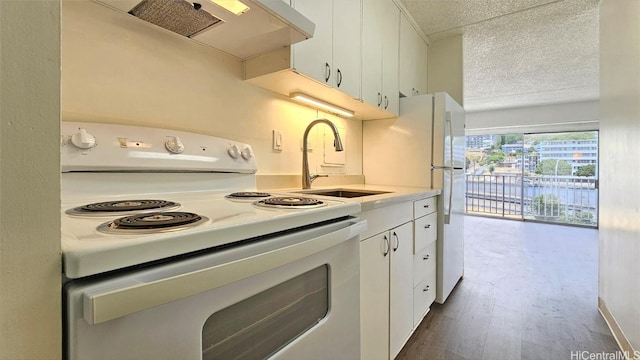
360, 222, 413, 360
389, 222, 414, 358
412, 197, 438, 326
360, 196, 438, 360
413, 242, 436, 325
360, 231, 390, 360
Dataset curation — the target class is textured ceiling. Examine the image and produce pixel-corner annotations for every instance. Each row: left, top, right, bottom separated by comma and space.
400, 0, 600, 112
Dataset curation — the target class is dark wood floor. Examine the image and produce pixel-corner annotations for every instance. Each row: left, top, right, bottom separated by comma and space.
396, 216, 619, 360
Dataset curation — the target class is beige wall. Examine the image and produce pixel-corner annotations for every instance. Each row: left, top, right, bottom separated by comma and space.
599, 0, 640, 353
61, 1, 362, 179
0, 1, 61, 359
427, 35, 463, 106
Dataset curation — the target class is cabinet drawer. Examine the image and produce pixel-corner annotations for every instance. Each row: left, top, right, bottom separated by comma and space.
413, 275, 436, 326
414, 197, 436, 218
413, 241, 436, 287
414, 212, 437, 254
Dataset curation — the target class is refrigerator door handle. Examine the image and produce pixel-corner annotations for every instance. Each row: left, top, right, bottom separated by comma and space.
444, 168, 453, 225
431, 165, 452, 170
446, 112, 454, 169
444, 112, 454, 225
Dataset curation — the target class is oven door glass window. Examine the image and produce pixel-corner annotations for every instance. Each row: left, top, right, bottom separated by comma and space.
201, 265, 329, 359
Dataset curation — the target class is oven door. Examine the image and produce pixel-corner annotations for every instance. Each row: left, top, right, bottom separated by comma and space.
64, 217, 366, 360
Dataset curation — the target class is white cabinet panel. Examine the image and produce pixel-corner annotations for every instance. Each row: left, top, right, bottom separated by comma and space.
414, 212, 437, 254
413, 274, 435, 326
332, 0, 361, 98
414, 197, 437, 218
292, 0, 333, 85
399, 12, 429, 98
362, 0, 398, 115
381, 0, 399, 115
362, 0, 384, 108
413, 241, 436, 287
389, 221, 413, 359
360, 232, 390, 360
292, 0, 361, 99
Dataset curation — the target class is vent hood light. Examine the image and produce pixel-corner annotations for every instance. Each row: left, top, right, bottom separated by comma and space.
290, 93, 354, 118
209, 0, 249, 15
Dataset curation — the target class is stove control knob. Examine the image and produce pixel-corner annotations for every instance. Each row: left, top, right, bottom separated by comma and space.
227, 144, 240, 159
70, 128, 96, 149
240, 147, 253, 160
165, 136, 184, 154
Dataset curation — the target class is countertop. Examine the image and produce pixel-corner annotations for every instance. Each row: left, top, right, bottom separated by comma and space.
270, 184, 441, 212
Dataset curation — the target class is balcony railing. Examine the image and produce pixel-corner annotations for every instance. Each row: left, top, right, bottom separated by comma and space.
465, 174, 598, 226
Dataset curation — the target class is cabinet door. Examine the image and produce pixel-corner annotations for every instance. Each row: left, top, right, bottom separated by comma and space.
381, 0, 399, 115
389, 222, 413, 359
416, 35, 429, 95
360, 232, 390, 360
399, 13, 418, 97
361, 0, 383, 108
332, 0, 361, 99
292, 0, 333, 85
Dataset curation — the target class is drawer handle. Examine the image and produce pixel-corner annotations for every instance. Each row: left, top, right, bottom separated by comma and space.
423, 254, 430, 260
423, 285, 430, 292
424, 224, 431, 229
423, 204, 430, 208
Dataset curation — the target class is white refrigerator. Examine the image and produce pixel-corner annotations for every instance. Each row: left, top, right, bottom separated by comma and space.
363, 92, 465, 304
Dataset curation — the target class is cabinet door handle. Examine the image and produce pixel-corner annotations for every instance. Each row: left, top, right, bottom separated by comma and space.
392, 231, 399, 252
377, 92, 382, 107
383, 235, 390, 256
384, 96, 389, 109
423, 285, 430, 292
324, 62, 331, 83
336, 69, 342, 87
424, 224, 431, 229
412, 87, 416, 96
423, 254, 430, 260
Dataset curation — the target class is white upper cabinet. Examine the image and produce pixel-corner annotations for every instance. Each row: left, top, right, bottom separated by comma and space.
362, 0, 399, 116
362, 0, 384, 109
244, 0, 398, 120
292, 1, 333, 86
399, 12, 429, 97
332, 0, 362, 98
381, 0, 400, 116
292, 0, 361, 99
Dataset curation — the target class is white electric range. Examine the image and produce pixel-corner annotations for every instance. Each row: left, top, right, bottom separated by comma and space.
61, 122, 365, 360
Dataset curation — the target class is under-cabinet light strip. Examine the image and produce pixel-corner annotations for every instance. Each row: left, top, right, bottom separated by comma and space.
290, 93, 355, 118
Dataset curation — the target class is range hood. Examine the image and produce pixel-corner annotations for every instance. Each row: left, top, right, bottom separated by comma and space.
93, 0, 315, 59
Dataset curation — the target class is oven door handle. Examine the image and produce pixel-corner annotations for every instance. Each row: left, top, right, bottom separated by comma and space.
83, 218, 367, 325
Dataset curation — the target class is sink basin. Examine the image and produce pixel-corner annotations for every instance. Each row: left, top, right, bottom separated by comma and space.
295, 189, 391, 198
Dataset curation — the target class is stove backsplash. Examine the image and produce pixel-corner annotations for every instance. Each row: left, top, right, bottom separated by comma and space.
61, 0, 362, 180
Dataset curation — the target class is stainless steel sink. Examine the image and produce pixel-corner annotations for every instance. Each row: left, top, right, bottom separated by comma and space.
295, 188, 391, 198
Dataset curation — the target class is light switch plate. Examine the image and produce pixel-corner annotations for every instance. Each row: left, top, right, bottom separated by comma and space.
272, 130, 282, 151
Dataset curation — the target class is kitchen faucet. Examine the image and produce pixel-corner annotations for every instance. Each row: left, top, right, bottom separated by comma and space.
302, 119, 344, 189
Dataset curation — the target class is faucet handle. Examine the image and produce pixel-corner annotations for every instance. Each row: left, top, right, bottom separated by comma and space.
310, 174, 329, 183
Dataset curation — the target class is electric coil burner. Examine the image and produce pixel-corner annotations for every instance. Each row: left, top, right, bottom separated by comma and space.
97, 211, 209, 234
225, 192, 272, 199
254, 196, 326, 209
66, 199, 180, 217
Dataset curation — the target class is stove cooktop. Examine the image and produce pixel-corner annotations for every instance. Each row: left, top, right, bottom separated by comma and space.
61, 191, 359, 279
